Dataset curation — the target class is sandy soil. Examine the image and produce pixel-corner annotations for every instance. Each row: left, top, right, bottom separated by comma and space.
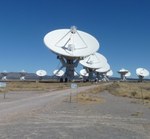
0, 84, 150, 139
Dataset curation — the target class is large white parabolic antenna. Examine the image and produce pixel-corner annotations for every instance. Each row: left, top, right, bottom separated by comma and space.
36, 70, 47, 77
136, 68, 149, 82
44, 26, 99, 57
80, 52, 107, 69
44, 26, 100, 82
53, 69, 64, 77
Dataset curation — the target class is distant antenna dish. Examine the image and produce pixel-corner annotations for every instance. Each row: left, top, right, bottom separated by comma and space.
106, 70, 113, 77
136, 68, 149, 82
36, 70, 47, 77
20, 76, 25, 81
80, 52, 107, 69
80, 69, 89, 77
118, 68, 129, 81
44, 26, 99, 57
53, 69, 64, 77
1, 71, 8, 81
19, 70, 26, 81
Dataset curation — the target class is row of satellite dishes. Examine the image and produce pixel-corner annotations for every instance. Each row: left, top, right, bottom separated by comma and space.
0, 70, 27, 81
44, 26, 112, 82
118, 68, 150, 82
43, 26, 150, 82
0, 67, 149, 82
0, 70, 47, 81
1, 26, 149, 82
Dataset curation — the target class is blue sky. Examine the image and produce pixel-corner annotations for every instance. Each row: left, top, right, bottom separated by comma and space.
0, 0, 150, 78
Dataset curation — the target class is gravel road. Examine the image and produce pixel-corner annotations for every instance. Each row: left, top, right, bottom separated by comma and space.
0, 84, 150, 139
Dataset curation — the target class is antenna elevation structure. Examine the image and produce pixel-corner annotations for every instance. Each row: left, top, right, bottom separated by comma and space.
118, 68, 129, 81
44, 26, 99, 82
136, 68, 149, 82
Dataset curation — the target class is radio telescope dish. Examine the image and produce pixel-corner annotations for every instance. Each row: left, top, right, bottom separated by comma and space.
80, 69, 89, 77
125, 71, 131, 77
44, 26, 99, 57
136, 68, 149, 82
96, 63, 110, 73
118, 68, 129, 81
44, 26, 100, 82
53, 69, 64, 77
106, 70, 113, 77
1, 71, 8, 81
36, 70, 47, 77
19, 70, 26, 81
80, 52, 107, 69
95, 63, 110, 82
80, 52, 108, 81
136, 68, 149, 77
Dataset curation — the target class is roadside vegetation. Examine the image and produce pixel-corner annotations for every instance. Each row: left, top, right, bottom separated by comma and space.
76, 81, 150, 104
1, 81, 150, 103
1, 81, 69, 92
106, 82, 150, 101
0, 81, 92, 92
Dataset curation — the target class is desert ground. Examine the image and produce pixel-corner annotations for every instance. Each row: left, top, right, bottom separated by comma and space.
0, 81, 150, 139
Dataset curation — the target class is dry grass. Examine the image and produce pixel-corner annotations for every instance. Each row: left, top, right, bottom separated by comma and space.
75, 93, 105, 104
74, 82, 150, 104
1, 81, 150, 103
1, 81, 94, 92
2, 81, 70, 92
106, 82, 150, 102
74, 84, 107, 104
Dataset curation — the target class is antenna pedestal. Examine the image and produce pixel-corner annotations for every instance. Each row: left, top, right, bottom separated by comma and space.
118, 70, 128, 81
121, 74, 126, 81
138, 76, 144, 82
87, 68, 94, 81
96, 72, 109, 82
58, 56, 79, 82
96, 72, 101, 81
101, 74, 109, 82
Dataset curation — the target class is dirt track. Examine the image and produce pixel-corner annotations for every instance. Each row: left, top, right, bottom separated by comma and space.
0, 85, 150, 139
